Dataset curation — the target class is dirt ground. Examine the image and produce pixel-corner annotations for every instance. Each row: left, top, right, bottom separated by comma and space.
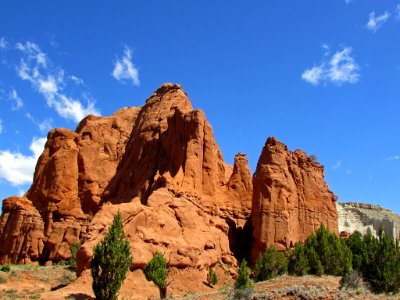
0, 264, 398, 299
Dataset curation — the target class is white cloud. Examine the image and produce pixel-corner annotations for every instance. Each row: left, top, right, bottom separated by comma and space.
15, 41, 100, 122
345, 0, 352, 4
302, 47, 360, 86
386, 155, 400, 161
367, 11, 390, 33
9, 88, 23, 110
0, 136, 46, 185
112, 45, 140, 86
396, 4, 400, 19
0, 118, 3, 134
301, 66, 324, 85
69, 75, 84, 85
331, 160, 342, 170
16, 41, 48, 68
38, 119, 53, 133
0, 37, 7, 50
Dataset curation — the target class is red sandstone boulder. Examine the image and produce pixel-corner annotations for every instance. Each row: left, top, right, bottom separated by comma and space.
251, 137, 338, 262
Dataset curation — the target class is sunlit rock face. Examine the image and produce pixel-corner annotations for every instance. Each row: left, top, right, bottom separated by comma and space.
337, 202, 400, 240
251, 137, 338, 263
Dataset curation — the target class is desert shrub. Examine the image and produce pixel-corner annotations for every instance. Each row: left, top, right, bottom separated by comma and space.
232, 259, 253, 299
288, 242, 309, 276
0, 277, 6, 284
91, 211, 132, 300
207, 266, 218, 286
361, 231, 400, 294
340, 270, 364, 290
0, 265, 10, 273
254, 245, 288, 282
143, 252, 168, 299
68, 241, 82, 268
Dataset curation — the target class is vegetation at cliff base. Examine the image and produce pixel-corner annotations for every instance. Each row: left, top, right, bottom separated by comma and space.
91, 211, 132, 300
143, 252, 169, 299
254, 245, 287, 282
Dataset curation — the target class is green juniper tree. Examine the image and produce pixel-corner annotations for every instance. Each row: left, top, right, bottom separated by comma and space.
288, 242, 309, 276
233, 259, 253, 299
143, 252, 169, 299
91, 211, 132, 300
254, 245, 288, 282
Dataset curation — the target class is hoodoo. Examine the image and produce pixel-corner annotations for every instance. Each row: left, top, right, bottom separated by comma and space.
0, 83, 338, 274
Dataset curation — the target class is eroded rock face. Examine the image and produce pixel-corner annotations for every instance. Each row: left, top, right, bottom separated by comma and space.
251, 137, 338, 262
0, 83, 339, 273
77, 189, 237, 275
337, 202, 400, 240
0, 196, 44, 264
0, 107, 139, 263
0, 83, 253, 268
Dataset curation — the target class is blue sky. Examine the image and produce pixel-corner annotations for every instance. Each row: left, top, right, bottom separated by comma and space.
0, 1, 399, 214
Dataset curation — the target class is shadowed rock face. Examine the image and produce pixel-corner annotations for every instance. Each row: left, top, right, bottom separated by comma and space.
251, 137, 338, 262
0, 83, 339, 273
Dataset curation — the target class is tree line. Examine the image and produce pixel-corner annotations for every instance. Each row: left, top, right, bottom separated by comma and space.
90, 212, 400, 300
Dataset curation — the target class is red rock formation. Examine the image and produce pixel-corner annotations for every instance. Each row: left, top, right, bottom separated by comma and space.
0, 83, 338, 273
251, 137, 338, 262
0, 196, 44, 264
0, 107, 139, 263
0, 83, 253, 268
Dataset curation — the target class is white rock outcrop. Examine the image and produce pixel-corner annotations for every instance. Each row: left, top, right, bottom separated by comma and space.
337, 202, 400, 240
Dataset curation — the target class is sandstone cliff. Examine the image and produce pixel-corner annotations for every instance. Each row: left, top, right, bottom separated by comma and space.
0, 83, 339, 273
251, 137, 338, 262
337, 202, 400, 240
0, 83, 253, 268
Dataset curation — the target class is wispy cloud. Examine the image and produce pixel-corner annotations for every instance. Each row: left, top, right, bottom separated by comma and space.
302, 47, 360, 86
0, 37, 7, 50
0, 118, 3, 134
25, 113, 52, 133
38, 119, 53, 133
345, 0, 353, 4
0, 136, 46, 185
331, 160, 342, 170
386, 155, 400, 161
69, 75, 84, 86
9, 88, 23, 110
15, 41, 99, 122
367, 11, 390, 33
396, 4, 400, 20
112, 45, 140, 86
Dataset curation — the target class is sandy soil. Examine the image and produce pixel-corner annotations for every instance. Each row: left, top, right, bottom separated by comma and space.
0, 264, 398, 299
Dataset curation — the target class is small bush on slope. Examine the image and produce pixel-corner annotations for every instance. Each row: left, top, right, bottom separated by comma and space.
143, 252, 169, 299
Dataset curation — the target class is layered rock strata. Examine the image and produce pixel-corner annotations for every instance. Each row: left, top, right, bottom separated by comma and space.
337, 202, 400, 240
251, 137, 338, 262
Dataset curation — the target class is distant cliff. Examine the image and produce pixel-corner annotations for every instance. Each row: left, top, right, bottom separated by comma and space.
337, 202, 400, 240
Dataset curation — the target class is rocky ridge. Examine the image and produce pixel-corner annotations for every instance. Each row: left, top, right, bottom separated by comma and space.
337, 202, 400, 240
0, 83, 338, 274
